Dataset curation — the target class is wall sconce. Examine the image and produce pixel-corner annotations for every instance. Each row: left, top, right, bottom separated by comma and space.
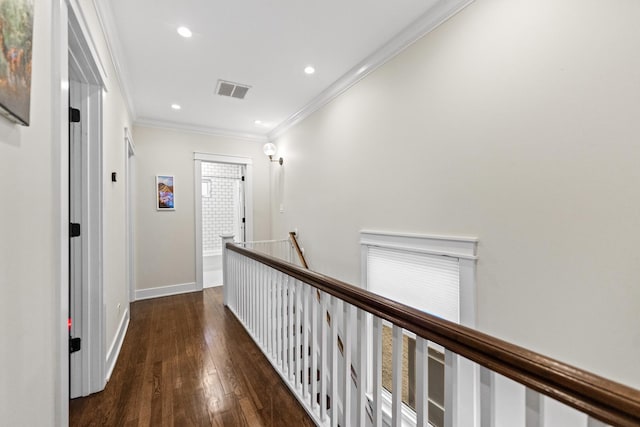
263, 143, 283, 165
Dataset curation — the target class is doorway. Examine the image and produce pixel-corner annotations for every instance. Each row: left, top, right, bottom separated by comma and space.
201, 162, 245, 287
194, 153, 254, 290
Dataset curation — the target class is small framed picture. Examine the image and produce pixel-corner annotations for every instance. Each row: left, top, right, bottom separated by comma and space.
156, 175, 175, 210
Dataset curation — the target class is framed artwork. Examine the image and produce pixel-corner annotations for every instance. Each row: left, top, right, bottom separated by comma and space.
156, 175, 175, 210
0, 0, 34, 126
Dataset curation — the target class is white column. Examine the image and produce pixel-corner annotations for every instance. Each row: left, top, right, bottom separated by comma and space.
220, 233, 235, 307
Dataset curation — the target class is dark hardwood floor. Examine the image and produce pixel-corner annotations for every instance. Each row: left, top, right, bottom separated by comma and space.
70, 288, 315, 426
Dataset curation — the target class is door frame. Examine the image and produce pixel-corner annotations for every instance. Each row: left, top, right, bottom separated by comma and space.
68, 3, 107, 398
194, 152, 254, 290
125, 128, 136, 302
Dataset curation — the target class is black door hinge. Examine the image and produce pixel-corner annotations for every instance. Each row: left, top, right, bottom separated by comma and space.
242, 217, 246, 223
70, 337, 81, 353
241, 176, 245, 181
70, 223, 81, 238
69, 107, 80, 123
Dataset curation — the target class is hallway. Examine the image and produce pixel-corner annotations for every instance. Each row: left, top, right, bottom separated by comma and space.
69, 288, 315, 426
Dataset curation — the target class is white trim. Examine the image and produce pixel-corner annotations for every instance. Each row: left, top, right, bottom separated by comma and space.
135, 282, 199, 301
268, 0, 475, 141
194, 152, 253, 165
105, 308, 130, 381
67, 0, 108, 90
125, 127, 136, 155
194, 154, 254, 290
125, 127, 136, 302
91, 0, 136, 117
68, 2, 107, 398
194, 160, 204, 290
360, 230, 478, 260
136, 118, 268, 143
54, 0, 70, 424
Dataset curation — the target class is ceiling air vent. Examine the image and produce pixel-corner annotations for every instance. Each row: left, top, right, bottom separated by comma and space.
216, 80, 251, 100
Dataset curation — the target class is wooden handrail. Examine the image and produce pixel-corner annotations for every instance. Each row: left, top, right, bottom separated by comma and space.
289, 231, 309, 269
226, 242, 640, 427
288, 231, 344, 353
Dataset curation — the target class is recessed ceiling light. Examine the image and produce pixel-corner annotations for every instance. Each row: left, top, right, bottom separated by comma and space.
254, 120, 273, 128
171, 104, 181, 110
304, 65, 315, 75
177, 26, 192, 38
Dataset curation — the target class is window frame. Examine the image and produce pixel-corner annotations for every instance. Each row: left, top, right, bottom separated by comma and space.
360, 230, 478, 426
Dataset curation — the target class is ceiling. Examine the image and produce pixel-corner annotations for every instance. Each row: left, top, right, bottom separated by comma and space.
103, 0, 467, 141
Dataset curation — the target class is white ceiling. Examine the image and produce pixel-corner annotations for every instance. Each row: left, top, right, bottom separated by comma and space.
104, 0, 468, 141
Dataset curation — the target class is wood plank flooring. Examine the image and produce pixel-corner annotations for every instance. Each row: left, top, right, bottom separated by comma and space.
70, 288, 315, 426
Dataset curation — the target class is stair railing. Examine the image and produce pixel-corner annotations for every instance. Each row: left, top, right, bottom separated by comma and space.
221, 239, 640, 427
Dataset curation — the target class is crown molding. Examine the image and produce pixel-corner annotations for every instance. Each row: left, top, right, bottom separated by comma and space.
268, 0, 474, 141
135, 118, 269, 143
91, 0, 137, 118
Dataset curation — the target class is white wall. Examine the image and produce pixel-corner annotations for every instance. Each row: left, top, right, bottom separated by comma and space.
133, 125, 271, 291
0, 0, 132, 424
0, 1, 57, 424
272, 0, 640, 389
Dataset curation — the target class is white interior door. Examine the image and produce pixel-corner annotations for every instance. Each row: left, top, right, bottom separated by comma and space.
69, 79, 83, 399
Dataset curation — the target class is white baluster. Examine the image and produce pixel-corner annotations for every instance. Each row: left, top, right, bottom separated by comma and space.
444, 350, 457, 427
287, 276, 294, 381
282, 273, 289, 373
356, 309, 368, 427
276, 271, 282, 368
544, 396, 589, 426
294, 280, 302, 388
320, 292, 329, 422
251, 260, 256, 334
312, 288, 319, 414
480, 366, 493, 427
445, 350, 481, 427
525, 389, 543, 427
343, 302, 354, 427
372, 316, 383, 427
268, 267, 274, 359
587, 417, 608, 427
330, 296, 340, 427
246, 260, 250, 326
416, 337, 429, 427
258, 264, 263, 346
242, 259, 247, 323
239, 257, 244, 321
302, 283, 310, 401
392, 324, 403, 427
492, 371, 525, 427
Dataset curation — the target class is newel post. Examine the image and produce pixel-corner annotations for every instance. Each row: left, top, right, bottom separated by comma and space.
220, 233, 235, 307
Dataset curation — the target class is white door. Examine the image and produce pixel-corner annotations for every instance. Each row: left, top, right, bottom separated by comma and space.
68, 79, 83, 398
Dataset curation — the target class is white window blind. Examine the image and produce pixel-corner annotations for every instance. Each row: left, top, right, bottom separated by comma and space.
367, 246, 460, 323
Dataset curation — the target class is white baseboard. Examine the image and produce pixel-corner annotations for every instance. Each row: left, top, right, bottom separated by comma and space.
105, 307, 129, 382
135, 282, 198, 301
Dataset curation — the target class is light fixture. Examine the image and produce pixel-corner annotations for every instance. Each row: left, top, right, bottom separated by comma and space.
304, 65, 315, 75
177, 26, 192, 38
263, 143, 283, 165
255, 120, 273, 128
171, 104, 181, 110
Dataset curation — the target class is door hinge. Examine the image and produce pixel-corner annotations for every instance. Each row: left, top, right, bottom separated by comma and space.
69, 337, 81, 353
69, 107, 80, 123
242, 217, 246, 224
241, 176, 245, 181
70, 223, 81, 238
